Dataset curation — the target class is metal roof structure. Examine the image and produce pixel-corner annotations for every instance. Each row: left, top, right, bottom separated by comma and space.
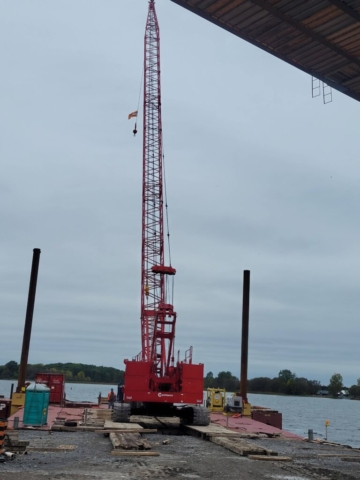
170, 0, 360, 103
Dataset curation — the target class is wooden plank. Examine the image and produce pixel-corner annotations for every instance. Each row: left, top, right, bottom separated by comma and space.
110, 432, 142, 450
140, 438, 152, 450
186, 424, 230, 434
51, 425, 77, 432
110, 432, 152, 451
84, 424, 105, 428
5, 432, 19, 437
210, 436, 278, 457
111, 433, 139, 450
201, 431, 249, 438
122, 433, 141, 450
317, 453, 360, 457
27, 447, 75, 453
110, 433, 122, 449
4, 445, 27, 450
87, 411, 111, 418
131, 415, 180, 427
111, 450, 159, 457
248, 455, 292, 461
76, 426, 103, 431
104, 421, 142, 430
52, 425, 103, 432
95, 428, 157, 434
211, 436, 264, 455
5, 441, 29, 447
184, 424, 247, 440
184, 424, 261, 438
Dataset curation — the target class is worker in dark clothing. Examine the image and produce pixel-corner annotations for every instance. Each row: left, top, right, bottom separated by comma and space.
117, 383, 124, 403
117, 384, 124, 403
107, 388, 116, 409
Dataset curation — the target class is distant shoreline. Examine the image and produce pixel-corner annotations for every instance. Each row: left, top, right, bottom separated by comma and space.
0, 379, 119, 386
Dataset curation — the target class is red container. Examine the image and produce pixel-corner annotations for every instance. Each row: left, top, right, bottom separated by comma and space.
252, 409, 282, 430
0, 398, 12, 419
35, 373, 65, 404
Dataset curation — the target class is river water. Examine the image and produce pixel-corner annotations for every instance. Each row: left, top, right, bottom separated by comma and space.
1, 379, 359, 448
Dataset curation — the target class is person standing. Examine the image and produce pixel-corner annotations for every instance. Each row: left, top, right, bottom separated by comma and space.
107, 388, 116, 409
118, 384, 124, 403
117, 383, 123, 402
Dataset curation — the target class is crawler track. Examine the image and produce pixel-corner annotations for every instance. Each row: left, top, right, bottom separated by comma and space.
112, 403, 131, 423
181, 406, 210, 426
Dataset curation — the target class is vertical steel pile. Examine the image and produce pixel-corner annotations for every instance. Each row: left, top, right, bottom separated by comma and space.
240, 270, 250, 401
17, 248, 41, 393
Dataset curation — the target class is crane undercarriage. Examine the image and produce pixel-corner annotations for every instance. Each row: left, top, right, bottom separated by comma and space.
112, 402, 210, 426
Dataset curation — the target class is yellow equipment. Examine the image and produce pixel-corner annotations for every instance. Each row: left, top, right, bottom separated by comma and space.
10, 391, 26, 416
206, 388, 226, 412
242, 401, 251, 417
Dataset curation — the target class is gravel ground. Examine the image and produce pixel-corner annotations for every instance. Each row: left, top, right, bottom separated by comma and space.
1, 429, 360, 479
246, 436, 360, 480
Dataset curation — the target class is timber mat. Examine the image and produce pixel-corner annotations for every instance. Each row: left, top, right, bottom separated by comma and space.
0, 418, 8, 453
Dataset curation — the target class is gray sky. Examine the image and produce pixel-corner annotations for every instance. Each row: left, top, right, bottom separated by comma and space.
1, 0, 360, 387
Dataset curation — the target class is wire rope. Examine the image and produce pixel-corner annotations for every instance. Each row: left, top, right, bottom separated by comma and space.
137, 68, 143, 117
162, 150, 175, 305
162, 152, 172, 267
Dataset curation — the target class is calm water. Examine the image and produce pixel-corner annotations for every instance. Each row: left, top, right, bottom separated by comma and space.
1, 379, 359, 448
247, 393, 360, 448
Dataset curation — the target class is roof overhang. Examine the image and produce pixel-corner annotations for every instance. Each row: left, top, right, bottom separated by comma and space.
170, 0, 360, 103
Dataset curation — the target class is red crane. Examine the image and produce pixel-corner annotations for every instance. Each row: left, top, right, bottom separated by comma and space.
140, 0, 176, 375
113, 0, 209, 425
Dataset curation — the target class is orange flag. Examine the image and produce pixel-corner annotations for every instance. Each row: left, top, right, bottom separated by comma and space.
128, 110, 138, 120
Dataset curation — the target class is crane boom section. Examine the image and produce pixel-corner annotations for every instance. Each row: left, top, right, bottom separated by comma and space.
141, 0, 166, 364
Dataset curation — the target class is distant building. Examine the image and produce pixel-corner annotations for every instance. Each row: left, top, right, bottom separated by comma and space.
316, 389, 329, 396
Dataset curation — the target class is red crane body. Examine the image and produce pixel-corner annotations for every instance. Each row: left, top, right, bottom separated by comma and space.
122, 0, 206, 414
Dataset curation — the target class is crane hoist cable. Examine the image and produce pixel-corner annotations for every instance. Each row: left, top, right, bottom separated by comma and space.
134, 68, 143, 136
128, 68, 143, 135
162, 149, 174, 306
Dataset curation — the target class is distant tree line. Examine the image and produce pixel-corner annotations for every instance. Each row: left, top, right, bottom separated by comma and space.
322, 373, 360, 399
204, 369, 322, 395
248, 369, 322, 396
2, 360, 360, 398
348, 380, 360, 398
204, 371, 240, 392
204, 369, 360, 399
0, 361, 124, 384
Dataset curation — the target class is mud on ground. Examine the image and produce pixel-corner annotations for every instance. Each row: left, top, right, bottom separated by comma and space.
1, 429, 360, 479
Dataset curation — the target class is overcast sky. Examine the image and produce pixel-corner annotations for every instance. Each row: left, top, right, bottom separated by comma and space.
1, 0, 360, 387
